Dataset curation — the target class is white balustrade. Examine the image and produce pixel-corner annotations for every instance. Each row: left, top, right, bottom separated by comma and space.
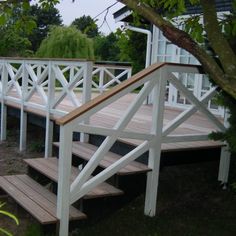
92, 63, 132, 93
55, 63, 228, 236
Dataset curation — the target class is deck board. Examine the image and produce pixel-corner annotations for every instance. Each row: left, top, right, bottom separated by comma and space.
0, 175, 86, 224
24, 158, 124, 199
5, 90, 224, 151
53, 142, 151, 175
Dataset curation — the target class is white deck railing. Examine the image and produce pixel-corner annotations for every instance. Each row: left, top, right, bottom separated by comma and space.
92, 63, 132, 93
0, 58, 132, 156
54, 63, 228, 236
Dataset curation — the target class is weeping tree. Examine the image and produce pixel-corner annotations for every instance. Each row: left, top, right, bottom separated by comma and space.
36, 26, 94, 59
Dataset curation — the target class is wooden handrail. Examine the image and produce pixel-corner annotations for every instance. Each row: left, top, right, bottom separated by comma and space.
55, 62, 203, 126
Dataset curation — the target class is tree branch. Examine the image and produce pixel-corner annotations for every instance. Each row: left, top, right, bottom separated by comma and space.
200, 0, 236, 78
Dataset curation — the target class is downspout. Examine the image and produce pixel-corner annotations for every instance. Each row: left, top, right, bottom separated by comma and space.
124, 23, 152, 68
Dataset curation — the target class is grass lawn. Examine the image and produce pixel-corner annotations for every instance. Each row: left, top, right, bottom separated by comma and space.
69, 159, 236, 236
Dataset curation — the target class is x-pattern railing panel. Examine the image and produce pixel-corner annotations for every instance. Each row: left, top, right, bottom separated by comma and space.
56, 63, 226, 205
25, 62, 49, 105
52, 64, 84, 108
162, 65, 226, 141
70, 76, 158, 203
5, 62, 23, 100
92, 64, 132, 93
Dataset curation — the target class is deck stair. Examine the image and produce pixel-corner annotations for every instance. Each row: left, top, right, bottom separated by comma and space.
24, 157, 124, 199
53, 141, 151, 175
0, 174, 86, 224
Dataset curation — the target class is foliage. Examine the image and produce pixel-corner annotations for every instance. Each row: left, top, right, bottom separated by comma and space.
36, 26, 94, 59
116, 28, 146, 73
0, 26, 32, 57
94, 32, 120, 61
0, 202, 19, 236
210, 93, 236, 153
28, 4, 62, 52
71, 15, 99, 38
0, 4, 35, 56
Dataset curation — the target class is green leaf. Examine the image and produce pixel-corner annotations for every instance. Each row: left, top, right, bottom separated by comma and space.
0, 14, 6, 25
0, 210, 19, 226
0, 227, 13, 236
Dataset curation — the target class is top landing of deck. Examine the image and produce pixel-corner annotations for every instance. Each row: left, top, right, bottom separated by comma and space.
4, 91, 224, 152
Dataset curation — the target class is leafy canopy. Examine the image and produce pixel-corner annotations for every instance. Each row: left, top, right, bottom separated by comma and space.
36, 26, 94, 59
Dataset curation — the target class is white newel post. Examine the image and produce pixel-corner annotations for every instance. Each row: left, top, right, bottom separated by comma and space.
144, 68, 167, 216
1, 60, 7, 141
20, 61, 28, 151
80, 61, 93, 142
57, 124, 73, 236
218, 110, 231, 187
45, 61, 55, 157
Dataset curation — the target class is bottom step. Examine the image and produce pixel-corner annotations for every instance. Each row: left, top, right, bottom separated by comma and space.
0, 175, 86, 224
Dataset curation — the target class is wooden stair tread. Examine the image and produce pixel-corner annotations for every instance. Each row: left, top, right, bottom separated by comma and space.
0, 175, 86, 225
53, 142, 151, 175
24, 158, 123, 199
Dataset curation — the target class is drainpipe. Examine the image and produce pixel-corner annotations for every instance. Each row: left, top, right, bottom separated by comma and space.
124, 23, 152, 68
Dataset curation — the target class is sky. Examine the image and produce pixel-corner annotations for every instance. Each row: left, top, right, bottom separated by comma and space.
55, 0, 125, 35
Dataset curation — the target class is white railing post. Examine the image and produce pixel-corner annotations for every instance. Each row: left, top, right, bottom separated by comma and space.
45, 61, 55, 157
20, 61, 28, 151
218, 110, 231, 188
99, 67, 105, 93
80, 61, 93, 142
57, 124, 73, 236
144, 68, 167, 216
0, 60, 7, 141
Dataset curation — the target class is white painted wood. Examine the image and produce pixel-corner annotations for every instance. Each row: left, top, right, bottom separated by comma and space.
71, 141, 150, 203
68, 72, 158, 129
166, 64, 203, 75
70, 77, 157, 198
5, 63, 23, 98
74, 124, 154, 141
218, 111, 231, 185
162, 134, 209, 143
145, 68, 167, 216
57, 125, 73, 236
45, 119, 53, 157
52, 65, 81, 108
20, 61, 28, 151
167, 72, 226, 132
45, 61, 55, 158
162, 86, 218, 136
0, 104, 7, 141
20, 111, 27, 151
218, 145, 231, 185
80, 62, 92, 142
0, 61, 7, 141
92, 65, 132, 93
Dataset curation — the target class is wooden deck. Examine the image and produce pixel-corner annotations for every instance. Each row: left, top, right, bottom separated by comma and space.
5, 90, 224, 151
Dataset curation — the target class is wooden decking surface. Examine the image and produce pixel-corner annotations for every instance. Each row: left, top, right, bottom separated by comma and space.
53, 142, 151, 175
5, 90, 224, 151
0, 175, 86, 224
24, 157, 124, 198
